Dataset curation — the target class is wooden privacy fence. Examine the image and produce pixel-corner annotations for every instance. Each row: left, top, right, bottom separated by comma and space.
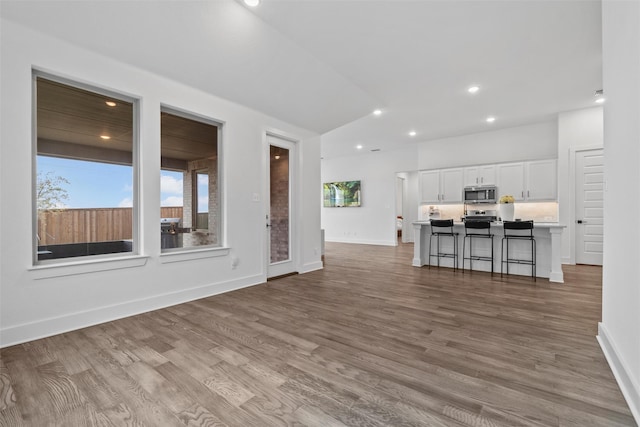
37, 207, 184, 245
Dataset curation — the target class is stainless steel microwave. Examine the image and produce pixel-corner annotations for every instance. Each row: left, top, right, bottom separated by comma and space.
464, 186, 498, 204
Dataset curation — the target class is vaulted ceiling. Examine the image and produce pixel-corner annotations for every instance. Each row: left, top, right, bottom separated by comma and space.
1, 0, 602, 159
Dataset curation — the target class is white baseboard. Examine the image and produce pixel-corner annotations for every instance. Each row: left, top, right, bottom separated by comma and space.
324, 237, 396, 246
300, 261, 323, 273
548, 271, 564, 283
597, 322, 640, 424
0, 273, 264, 348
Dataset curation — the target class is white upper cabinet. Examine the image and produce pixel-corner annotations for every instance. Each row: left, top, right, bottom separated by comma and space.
464, 165, 496, 186
421, 160, 556, 205
463, 167, 479, 187
497, 163, 526, 201
478, 165, 496, 185
497, 160, 557, 202
419, 170, 441, 204
419, 168, 463, 204
440, 168, 464, 203
526, 159, 557, 201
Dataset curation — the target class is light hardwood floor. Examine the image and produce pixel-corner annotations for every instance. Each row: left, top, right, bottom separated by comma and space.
1, 242, 636, 426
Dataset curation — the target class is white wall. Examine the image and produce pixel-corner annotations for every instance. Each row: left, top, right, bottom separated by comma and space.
398, 171, 419, 243
321, 148, 417, 246
0, 20, 321, 347
599, 0, 640, 423
557, 107, 603, 263
417, 121, 558, 170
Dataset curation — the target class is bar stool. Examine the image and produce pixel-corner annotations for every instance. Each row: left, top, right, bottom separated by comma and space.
462, 220, 494, 274
501, 220, 536, 280
428, 219, 459, 271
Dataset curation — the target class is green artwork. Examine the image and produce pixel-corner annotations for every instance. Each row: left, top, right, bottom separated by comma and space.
323, 181, 361, 207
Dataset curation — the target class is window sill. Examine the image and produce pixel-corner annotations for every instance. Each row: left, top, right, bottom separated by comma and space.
159, 246, 230, 264
29, 255, 149, 280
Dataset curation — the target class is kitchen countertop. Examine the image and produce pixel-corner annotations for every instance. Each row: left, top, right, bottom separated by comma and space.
413, 220, 565, 228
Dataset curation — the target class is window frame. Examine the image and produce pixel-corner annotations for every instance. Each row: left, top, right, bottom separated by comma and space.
194, 169, 209, 231
31, 70, 140, 266
159, 105, 224, 253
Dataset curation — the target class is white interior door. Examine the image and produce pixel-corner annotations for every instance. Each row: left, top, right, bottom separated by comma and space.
575, 149, 604, 265
267, 135, 297, 278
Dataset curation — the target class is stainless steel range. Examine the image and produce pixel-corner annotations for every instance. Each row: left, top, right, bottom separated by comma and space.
464, 209, 497, 222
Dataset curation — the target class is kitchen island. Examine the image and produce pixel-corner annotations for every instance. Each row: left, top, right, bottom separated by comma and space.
412, 221, 566, 282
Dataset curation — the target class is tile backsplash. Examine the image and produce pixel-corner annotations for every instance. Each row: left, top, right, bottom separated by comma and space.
420, 202, 559, 222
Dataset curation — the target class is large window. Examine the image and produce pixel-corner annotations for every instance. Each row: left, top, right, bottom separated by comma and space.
34, 75, 136, 262
160, 109, 221, 251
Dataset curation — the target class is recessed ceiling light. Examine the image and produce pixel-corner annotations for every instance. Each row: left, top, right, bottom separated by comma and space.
468, 85, 480, 94
373, 109, 382, 116
105, 101, 117, 107
356, 144, 363, 150
595, 97, 605, 104
100, 135, 111, 140
486, 117, 496, 123
244, 0, 260, 6
409, 131, 417, 137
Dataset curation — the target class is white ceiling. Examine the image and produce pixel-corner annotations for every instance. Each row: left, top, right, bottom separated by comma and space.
1, 0, 603, 159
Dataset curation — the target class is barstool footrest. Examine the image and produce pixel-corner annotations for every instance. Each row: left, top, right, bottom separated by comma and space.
505, 258, 534, 264
467, 255, 493, 261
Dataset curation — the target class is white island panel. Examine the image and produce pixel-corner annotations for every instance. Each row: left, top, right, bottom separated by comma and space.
413, 221, 566, 282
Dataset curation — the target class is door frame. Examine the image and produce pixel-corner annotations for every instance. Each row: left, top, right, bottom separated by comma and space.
264, 132, 299, 279
395, 176, 405, 245
569, 145, 604, 265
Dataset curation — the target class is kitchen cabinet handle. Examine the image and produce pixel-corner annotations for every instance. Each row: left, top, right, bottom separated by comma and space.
527, 190, 530, 198
521, 191, 524, 198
